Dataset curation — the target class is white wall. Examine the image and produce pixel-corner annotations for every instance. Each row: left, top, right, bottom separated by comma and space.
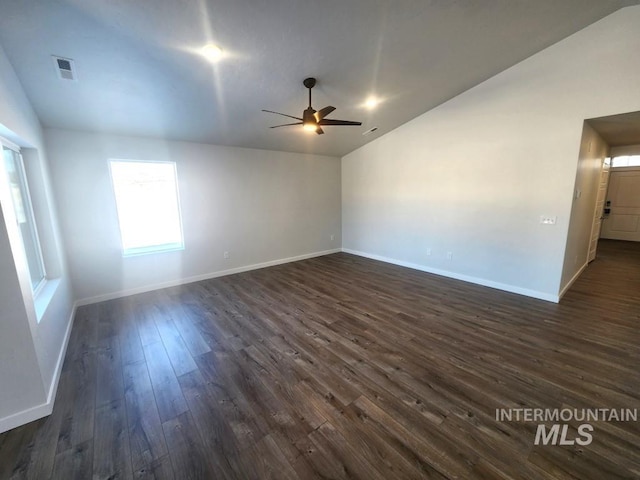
0, 44, 74, 432
44, 128, 341, 302
561, 123, 608, 291
610, 144, 640, 157
342, 6, 640, 301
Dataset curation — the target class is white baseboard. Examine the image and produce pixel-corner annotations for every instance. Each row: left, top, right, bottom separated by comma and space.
45, 300, 77, 405
558, 261, 588, 300
342, 248, 560, 303
76, 248, 342, 306
0, 401, 52, 434
0, 301, 77, 434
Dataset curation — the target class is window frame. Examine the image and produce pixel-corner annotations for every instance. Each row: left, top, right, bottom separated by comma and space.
0, 137, 47, 294
108, 158, 185, 257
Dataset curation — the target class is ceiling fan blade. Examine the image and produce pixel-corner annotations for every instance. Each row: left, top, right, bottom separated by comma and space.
314, 106, 336, 122
318, 119, 362, 126
316, 127, 325, 135
269, 122, 303, 128
262, 110, 303, 121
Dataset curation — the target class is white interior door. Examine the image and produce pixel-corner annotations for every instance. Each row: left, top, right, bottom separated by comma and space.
600, 167, 640, 242
588, 160, 610, 262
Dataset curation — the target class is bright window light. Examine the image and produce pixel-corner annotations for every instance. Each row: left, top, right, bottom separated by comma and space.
611, 155, 640, 168
109, 160, 184, 256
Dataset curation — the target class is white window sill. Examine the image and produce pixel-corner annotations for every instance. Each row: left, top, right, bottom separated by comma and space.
123, 243, 185, 257
34, 278, 61, 323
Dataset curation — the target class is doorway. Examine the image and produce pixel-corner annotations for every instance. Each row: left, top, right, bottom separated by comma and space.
560, 112, 640, 296
586, 111, 640, 259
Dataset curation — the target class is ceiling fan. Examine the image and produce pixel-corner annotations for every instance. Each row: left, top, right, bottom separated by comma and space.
262, 77, 362, 135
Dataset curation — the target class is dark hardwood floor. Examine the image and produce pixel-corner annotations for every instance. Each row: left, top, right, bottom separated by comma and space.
1, 239, 639, 479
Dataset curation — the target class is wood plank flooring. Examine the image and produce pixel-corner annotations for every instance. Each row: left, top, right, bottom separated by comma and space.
1, 239, 639, 479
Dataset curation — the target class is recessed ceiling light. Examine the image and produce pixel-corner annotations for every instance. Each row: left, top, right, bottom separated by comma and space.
364, 97, 379, 109
201, 44, 223, 62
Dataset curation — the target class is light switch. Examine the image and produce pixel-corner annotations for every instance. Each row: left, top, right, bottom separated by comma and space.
540, 215, 557, 225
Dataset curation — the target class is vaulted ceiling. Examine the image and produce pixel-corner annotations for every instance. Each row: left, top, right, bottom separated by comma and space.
1, 0, 638, 157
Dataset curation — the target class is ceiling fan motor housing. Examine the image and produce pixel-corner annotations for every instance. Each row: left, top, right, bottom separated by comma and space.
303, 108, 316, 125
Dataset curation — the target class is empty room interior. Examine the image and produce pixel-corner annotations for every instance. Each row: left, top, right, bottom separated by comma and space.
1, 1, 640, 479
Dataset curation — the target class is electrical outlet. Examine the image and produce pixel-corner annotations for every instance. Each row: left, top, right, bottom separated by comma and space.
223, 251, 229, 259
446, 251, 453, 260
426, 248, 431, 256
330, 234, 335, 241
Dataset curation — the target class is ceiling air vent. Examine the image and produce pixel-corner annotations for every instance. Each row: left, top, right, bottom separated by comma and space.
52, 55, 77, 81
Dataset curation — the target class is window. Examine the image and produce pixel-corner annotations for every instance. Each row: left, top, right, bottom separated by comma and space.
109, 160, 184, 256
1, 142, 46, 291
611, 155, 640, 168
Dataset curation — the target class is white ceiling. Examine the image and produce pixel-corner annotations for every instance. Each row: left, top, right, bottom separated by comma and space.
588, 111, 640, 146
1, 0, 638, 157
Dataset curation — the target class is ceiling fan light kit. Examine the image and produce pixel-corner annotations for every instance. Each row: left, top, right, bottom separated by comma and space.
263, 77, 362, 135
